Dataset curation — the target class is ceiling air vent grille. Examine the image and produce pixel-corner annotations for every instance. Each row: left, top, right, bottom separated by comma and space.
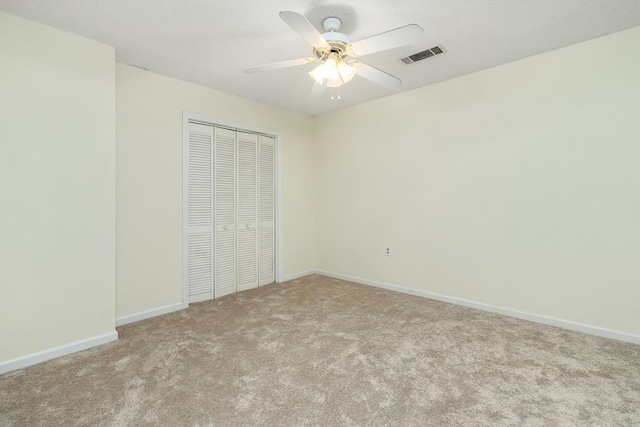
400, 45, 445, 64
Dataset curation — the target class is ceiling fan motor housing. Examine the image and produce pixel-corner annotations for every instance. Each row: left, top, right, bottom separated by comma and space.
315, 16, 350, 58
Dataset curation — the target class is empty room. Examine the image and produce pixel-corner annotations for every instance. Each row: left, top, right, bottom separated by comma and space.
1, 1, 639, 425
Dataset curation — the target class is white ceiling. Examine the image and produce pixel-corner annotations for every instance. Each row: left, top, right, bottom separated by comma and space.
1, 1, 639, 116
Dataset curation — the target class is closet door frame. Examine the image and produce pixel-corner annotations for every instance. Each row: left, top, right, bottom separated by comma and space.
182, 112, 283, 306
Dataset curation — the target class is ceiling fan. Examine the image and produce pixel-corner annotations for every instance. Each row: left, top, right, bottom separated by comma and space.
244, 11, 424, 100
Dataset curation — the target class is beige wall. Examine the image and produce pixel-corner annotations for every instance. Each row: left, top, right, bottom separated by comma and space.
116, 64, 316, 318
315, 26, 640, 336
0, 13, 116, 363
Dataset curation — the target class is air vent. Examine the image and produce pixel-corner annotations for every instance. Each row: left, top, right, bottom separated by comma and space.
400, 45, 445, 64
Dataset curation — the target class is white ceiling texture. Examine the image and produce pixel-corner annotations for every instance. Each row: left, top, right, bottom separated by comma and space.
1, 0, 639, 116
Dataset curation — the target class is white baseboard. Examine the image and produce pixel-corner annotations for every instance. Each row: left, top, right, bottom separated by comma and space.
0, 331, 118, 375
116, 302, 186, 327
280, 270, 316, 282
315, 270, 640, 346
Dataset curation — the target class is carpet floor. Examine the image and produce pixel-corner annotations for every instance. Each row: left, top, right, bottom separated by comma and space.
1, 274, 639, 426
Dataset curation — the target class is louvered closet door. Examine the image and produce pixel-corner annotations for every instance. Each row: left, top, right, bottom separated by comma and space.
214, 127, 237, 298
236, 132, 259, 291
259, 135, 276, 286
187, 123, 214, 303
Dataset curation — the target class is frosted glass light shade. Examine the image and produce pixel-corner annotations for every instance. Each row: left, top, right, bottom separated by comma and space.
326, 77, 342, 88
309, 54, 356, 88
338, 61, 356, 84
309, 64, 326, 85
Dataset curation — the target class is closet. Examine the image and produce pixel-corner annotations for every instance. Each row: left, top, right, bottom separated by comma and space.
185, 121, 275, 303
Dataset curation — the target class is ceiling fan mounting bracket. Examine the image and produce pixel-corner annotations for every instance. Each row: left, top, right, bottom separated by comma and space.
322, 17, 342, 32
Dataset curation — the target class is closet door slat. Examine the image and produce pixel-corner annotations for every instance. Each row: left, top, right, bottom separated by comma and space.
259, 135, 275, 286
236, 132, 259, 291
187, 123, 213, 303
214, 127, 237, 298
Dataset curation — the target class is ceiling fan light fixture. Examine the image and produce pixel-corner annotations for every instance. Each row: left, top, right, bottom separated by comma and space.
338, 61, 357, 84
324, 54, 340, 81
309, 53, 338, 85
309, 64, 326, 85
310, 54, 357, 88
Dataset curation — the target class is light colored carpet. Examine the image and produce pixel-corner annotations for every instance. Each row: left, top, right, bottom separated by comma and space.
1, 274, 639, 426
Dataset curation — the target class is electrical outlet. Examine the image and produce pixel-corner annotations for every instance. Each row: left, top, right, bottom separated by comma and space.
385, 247, 391, 257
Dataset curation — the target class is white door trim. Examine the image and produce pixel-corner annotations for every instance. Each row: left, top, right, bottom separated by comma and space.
182, 112, 283, 306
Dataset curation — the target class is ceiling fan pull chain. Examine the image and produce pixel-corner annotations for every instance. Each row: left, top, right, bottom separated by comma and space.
338, 86, 341, 100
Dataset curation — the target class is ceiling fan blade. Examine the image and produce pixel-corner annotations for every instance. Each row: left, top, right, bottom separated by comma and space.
279, 11, 330, 48
244, 57, 316, 74
350, 24, 424, 57
353, 62, 401, 89
310, 82, 326, 100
